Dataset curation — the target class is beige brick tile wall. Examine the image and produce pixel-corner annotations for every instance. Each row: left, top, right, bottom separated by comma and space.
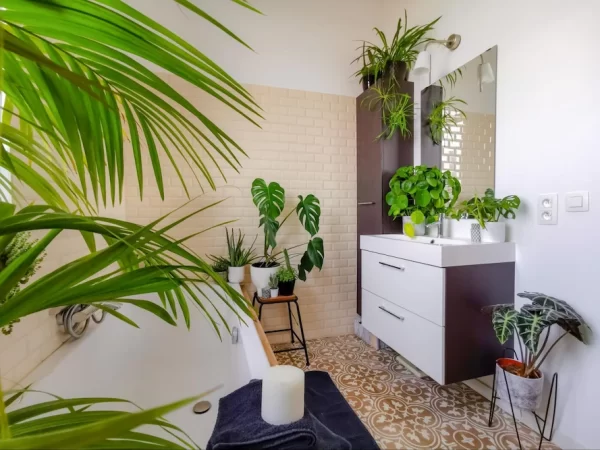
442, 112, 496, 199
124, 79, 358, 344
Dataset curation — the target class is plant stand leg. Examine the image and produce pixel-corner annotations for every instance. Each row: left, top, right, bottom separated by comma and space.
287, 302, 294, 343
488, 366, 498, 427
258, 303, 264, 321
534, 373, 558, 450
502, 370, 523, 450
294, 300, 309, 367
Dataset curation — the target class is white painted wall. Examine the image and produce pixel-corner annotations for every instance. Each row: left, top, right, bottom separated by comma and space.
125, 0, 384, 97
383, 1, 600, 448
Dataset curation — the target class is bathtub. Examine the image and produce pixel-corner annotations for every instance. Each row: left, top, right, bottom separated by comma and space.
20, 284, 270, 447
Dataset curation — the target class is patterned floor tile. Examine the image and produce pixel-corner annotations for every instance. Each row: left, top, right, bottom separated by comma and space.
274, 334, 559, 450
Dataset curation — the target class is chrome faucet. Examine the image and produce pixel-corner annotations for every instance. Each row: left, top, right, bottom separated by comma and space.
426, 214, 444, 238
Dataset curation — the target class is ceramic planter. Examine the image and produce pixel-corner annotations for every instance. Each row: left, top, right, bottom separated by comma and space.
495, 358, 543, 411
278, 280, 296, 296
402, 216, 426, 236
482, 222, 506, 243
250, 263, 279, 293
215, 271, 228, 281
227, 266, 245, 283
270, 288, 279, 298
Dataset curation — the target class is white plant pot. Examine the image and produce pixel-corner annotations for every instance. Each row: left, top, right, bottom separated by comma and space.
481, 222, 506, 243
270, 288, 279, 298
496, 359, 544, 411
228, 266, 245, 283
402, 216, 426, 236
250, 264, 279, 293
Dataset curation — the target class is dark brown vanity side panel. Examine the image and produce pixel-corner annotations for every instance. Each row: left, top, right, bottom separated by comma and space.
420, 85, 443, 168
444, 262, 515, 385
356, 89, 383, 316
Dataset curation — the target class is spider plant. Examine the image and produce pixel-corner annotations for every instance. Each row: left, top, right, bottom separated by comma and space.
363, 84, 414, 140
352, 11, 440, 85
438, 66, 465, 90
0, 0, 262, 447
427, 97, 467, 145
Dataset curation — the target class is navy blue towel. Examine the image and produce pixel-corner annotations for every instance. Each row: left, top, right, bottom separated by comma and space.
207, 371, 378, 450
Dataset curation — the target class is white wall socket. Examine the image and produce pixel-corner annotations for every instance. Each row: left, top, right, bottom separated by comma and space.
538, 193, 558, 225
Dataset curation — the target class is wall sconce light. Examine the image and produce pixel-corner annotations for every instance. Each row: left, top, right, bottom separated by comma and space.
479, 53, 495, 92
412, 34, 462, 83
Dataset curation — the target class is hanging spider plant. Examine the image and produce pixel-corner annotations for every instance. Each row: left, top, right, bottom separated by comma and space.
363, 84, 414, 140
427, 97, 467, 145
0, 0, 262, 447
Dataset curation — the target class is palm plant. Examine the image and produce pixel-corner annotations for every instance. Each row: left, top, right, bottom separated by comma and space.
484, 292, 591, 378
0, 0, 261, 447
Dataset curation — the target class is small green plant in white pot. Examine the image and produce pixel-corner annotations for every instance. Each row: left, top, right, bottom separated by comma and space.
386, 165, 461, 236
484, 292, 591, 410
449, 189, 521, 242
209, 259, 229, 281
224, 228, 257, 283
268, 273, 279, 298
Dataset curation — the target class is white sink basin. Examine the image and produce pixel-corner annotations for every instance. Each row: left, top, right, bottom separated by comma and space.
361, 234, 515, 267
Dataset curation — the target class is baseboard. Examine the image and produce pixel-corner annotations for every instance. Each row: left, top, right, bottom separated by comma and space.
464, 378, 585, 449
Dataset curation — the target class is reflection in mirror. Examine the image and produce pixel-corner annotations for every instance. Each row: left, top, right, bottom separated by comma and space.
421, 46, 497, 200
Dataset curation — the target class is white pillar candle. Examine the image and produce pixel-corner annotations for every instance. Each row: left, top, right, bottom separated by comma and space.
261, 365, 305, 425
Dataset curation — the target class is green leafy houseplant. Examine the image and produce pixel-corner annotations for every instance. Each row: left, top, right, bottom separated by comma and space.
277, 250, 298, 296
0, 0, 263, 447
427, 97, 467, 145
226, 228, 257, 267
363, 84, 413, 140
268, 273, 279, 290
352, 12, 440, 85
450, 188, 521, 229
385, 165, 461, 235
211, 259, 229, 274
484, 292, 591, 379
251, 179, 324, 281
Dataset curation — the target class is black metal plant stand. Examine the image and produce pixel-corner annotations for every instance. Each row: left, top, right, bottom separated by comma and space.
488, 349, 558, 450
253, 293, 310, 366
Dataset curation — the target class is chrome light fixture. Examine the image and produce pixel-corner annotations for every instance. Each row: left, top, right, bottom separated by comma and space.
412, 34, 462, 83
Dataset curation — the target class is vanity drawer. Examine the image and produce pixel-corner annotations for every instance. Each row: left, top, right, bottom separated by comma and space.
362, 290, 444, 384
361, 250, 445, 326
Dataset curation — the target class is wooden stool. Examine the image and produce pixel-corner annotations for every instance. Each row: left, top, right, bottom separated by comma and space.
252, 293, 310, 366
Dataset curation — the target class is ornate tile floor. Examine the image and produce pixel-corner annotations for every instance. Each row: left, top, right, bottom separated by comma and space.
274, 335, 559, 450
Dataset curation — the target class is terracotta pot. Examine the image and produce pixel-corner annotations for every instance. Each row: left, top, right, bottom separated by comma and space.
496, 358, 543, 411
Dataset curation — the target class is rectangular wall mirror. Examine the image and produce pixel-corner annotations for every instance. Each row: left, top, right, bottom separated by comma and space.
421, 46, 498, 200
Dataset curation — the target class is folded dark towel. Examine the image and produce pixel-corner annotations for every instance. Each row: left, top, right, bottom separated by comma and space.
207, 371, 368, 450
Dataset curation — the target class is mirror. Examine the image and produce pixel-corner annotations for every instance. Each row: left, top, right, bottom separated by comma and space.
421, 46, 497, 200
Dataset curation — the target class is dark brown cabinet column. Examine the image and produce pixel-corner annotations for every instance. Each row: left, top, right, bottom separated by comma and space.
356, 82, 414, 315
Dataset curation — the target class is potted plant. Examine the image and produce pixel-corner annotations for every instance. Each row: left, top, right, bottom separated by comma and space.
449, 189, 521, 242
363, 83, 414, 140
352, 12, 440, 88
268, 273, 279, 298
484, 292, 591, 410
224, 228, 257, 283
385, 165, 461, 236
250, 179, 324, 293
209, 259, 229, 281
427, 97, 467, 145
277, 250, 298, 296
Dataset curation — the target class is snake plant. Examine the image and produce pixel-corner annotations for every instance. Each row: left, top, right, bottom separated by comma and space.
0, 0, 261, 447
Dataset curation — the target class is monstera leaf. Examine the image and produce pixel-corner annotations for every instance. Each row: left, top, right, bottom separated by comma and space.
518, 292, 592, 344
259, 216, 280, 250
516, 308, 550, 353
251, 179, 285, 219
296, 194, 320, 237
298, 238, 324, 281
487, 304, 518, 344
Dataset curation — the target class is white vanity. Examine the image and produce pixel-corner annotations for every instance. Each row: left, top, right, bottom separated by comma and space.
360, 234, 515, 385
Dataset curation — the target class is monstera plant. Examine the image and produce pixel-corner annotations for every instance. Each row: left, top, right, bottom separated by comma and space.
485, 292, 591, 379
250, 179, 324, 282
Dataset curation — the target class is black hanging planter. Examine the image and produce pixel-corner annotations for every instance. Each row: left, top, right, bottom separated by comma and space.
361, 74, 376, 91
278, 280, 296, 296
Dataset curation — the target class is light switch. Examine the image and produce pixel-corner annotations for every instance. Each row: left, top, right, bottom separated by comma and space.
538, 193, 558, 225
566, 191, 589, 212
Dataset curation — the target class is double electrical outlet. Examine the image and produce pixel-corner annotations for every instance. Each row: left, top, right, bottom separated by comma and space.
538, 191, 589, 225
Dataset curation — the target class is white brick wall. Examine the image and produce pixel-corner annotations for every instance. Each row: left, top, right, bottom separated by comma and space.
124, 79, 358, 344
442, 112, 496, 199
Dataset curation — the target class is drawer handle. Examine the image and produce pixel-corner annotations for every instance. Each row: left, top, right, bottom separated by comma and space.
379, 306, 405, 321
358, 202, 375, 206
379, 261, 405, 271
